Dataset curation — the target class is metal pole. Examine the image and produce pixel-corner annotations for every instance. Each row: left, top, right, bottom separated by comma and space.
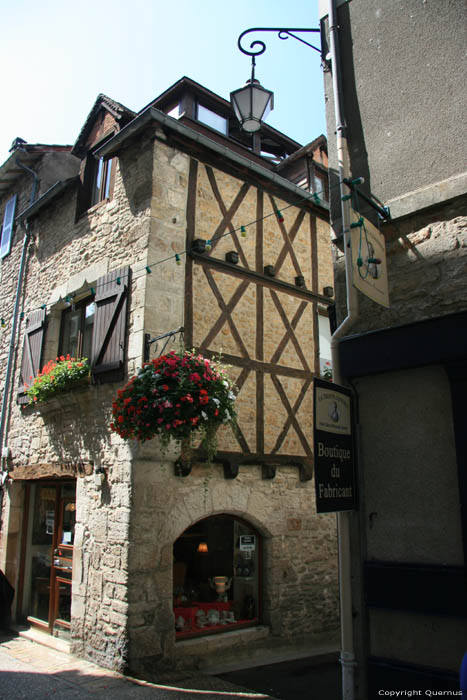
328, 1, 359, 698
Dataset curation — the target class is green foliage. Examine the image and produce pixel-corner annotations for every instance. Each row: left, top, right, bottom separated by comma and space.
25, 356, 90, 404
110, 349, 237, 463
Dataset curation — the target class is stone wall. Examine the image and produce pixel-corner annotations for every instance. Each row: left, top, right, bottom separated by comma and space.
0, 128, 339, 674
127, 442, 339, 674
334, 197, 467, 332
0, 133, 154, 669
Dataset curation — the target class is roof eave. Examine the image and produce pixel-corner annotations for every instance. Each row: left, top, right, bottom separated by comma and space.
95, 108, 329, 212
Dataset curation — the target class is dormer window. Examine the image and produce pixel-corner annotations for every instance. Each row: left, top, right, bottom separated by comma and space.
196, 104, 228, 135
92, 157, 113, 206
76, 150, 115, 218
167, 103, 181, 119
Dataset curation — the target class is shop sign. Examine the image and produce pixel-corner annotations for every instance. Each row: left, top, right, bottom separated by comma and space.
239, 535, 256, 551
11, 461, 93, 480
313, 377, 357, 513
350, 215, 390, 308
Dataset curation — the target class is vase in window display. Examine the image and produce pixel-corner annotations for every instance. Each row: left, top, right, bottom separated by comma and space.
209, 576, 232, 601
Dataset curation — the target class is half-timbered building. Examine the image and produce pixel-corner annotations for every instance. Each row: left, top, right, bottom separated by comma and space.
0, 78, 338, 676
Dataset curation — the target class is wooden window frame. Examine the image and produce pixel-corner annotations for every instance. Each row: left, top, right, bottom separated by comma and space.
18, 266, 130, 401
91, 156, 114, 207
76, 132, 116, 219
58, 296, 95, 359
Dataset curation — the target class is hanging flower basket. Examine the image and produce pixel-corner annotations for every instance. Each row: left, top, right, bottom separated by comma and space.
25, 356, 90, 405
110, 350, 237, 462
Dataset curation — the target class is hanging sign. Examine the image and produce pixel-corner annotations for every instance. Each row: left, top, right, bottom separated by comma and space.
350, 215, 390, 308
313, 377, 357, 513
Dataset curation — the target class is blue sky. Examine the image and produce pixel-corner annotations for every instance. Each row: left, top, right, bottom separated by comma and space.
0, 0, 326, 165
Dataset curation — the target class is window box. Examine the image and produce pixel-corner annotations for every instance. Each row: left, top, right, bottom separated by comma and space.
17, 266, 131, 406
22, 376, 92, 416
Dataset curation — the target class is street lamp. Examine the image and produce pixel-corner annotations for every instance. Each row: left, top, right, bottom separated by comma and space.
230, 27, 322, 132
232, 19, 357, 700
230, 58, 274, 133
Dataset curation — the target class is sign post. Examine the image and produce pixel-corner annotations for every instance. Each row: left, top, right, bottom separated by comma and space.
313, 377, 356, 513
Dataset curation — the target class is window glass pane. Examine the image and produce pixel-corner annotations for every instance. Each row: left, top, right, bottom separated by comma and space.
103, 159, 113, 199
197, 104, 228, 134
1, 194, 17, 258
173, 516, 260, 638
92, 158, 104, 205
82, 302, 95, 360
167, 103, 180, 119
61, 309, 81, 358
314, 174, 329, 201
28, 484, 56, 623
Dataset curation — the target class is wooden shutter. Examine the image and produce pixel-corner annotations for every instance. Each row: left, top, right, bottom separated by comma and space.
91, 265, 130, 384
75, 155, 95, 219
17, 308, 46, 404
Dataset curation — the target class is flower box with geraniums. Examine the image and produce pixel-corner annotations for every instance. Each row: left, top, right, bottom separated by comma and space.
25, 356, 91, 407
321, 360, 333, 381
110, 350, 237, 463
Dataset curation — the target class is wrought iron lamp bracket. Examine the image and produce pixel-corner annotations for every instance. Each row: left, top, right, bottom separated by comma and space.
237, 27, 322, 60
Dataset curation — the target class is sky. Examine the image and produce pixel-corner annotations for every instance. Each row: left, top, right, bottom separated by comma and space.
0, 0, 326, 165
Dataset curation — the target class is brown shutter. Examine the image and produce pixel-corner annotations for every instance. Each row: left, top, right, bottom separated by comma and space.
75, 155, 95, 219
17, 308, 46, 404
91, 265, 130, 384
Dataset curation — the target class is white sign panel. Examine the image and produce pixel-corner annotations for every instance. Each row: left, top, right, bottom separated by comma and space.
239, 535, 256, 551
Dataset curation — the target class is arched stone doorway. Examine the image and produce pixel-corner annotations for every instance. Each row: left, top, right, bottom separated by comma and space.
173, 514, 261, 638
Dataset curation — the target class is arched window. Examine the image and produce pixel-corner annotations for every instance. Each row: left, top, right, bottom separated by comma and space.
173, 515, 261, 638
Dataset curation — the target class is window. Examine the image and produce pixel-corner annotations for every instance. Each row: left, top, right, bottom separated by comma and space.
59, 298, 96, 359
17, 266, 131, 404
92, 157, 113, 206
314, 172, 329, 201
196, 104, 228, 135
76, 152, 114, 218
167, 103, 181, 119
173, 515, 261, 639
319, 313, 332, 377
1, 194, 17, 258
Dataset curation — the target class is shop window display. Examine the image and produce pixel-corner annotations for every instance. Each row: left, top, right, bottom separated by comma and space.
173, 515, 260, 638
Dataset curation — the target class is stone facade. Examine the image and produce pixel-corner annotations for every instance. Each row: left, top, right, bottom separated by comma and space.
334, 198, 467, 333
0, 87, 338, 676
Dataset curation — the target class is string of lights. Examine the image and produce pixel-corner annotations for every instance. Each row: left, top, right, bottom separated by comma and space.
0, 180, 346, 328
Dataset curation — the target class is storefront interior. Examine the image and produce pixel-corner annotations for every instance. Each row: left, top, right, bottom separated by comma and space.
19, 480, 76, 639
173, 515, 261, 638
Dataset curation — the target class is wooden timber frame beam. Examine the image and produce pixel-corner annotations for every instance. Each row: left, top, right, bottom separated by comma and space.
157, 128, 330, 223
189, 251, 332, 306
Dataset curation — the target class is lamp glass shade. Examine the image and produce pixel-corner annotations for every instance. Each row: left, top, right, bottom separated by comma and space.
197, 542, 208, 554
230, 79, 274, 133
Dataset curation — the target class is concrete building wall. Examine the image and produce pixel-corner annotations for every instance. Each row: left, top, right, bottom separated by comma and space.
323, 0, 467, 224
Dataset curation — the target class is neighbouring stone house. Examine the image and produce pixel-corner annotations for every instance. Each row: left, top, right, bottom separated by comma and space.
0, 77, 338, 676
320, 1, 467, 697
